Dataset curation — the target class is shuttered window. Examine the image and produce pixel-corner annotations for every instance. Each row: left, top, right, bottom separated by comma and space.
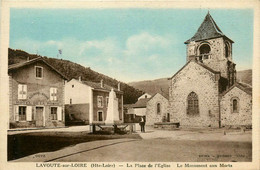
19, 106, 26, 121
187, 92, 199, 115
50, 88, 57, 101
97, 96, 103, 108
18, 84, 27, 99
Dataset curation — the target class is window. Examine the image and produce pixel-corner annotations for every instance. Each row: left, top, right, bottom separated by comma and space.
225, 42, 230, 58
72, 85, 74, 88
51, 107, 58, 120
18, 84, 27, 99
97, 96, 103, 108
19, 106, 26, 121
106, 97, 109, 107
98, 111, 103, 121
50, 88, 57, 101
199, 44, 211, 61
70, 98, 72, 104
232, 98, 239, 113
157, 103, 161, 114
187, 92, 199, 115
35, 66, 43, 78
199, 44, 211, 54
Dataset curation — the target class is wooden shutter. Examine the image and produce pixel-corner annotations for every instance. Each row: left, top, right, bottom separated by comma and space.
26, 106, 32, 121
50, 88, 53, 101
54, 88, 57, 101
18, 84, 22, 99
23, 85, 27, 99
14, 106, 19, 121
57, 107, 62, 121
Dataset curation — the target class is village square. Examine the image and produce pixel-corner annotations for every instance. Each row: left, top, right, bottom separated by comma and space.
6, 11, 252, 162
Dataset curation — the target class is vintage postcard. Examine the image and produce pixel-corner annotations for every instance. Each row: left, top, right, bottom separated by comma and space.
0, 0, 259, 170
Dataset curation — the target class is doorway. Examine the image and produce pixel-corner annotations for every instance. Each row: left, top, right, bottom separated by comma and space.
35, 107, 44, 127
98, 111, 103, 121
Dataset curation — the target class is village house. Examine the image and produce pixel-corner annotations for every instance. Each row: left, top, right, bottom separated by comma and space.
168, 12, 252, 128
124, 92, 170, 125
145, 93, 169, 125
64, 78, 123, 125
8, 57, 68, 129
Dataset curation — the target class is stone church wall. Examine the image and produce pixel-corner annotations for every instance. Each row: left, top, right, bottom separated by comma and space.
169, 61, 220, 127
220, 87, 252, 126
146, 94, 169, 125
187, 37, 229, 78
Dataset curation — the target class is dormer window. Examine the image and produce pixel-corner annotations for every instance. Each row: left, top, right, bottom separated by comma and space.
35, 66, 43, 78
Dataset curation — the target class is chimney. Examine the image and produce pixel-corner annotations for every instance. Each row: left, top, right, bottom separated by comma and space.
27, 57, 30, 61
100, 79, 104, 88
118, 82, 121, 91
79, 76, 81, 82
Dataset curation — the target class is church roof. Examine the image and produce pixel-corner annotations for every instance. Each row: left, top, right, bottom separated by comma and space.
169, 60, 220, 80
221, 82, 252, 96
185, 12, 233, 44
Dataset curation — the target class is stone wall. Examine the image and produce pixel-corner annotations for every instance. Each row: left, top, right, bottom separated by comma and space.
65, 103, 89, 122
186, 37, 231, 78
146, 93, 169, 125
220, 86, 252, 126
169, 61, 220, 127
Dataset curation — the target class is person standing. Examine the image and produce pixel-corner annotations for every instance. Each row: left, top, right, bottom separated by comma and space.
139, 116, 146, 133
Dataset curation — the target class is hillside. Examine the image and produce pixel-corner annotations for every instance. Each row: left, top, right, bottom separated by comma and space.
128, 70, 252, 96
8, 48, 143, 104
236, 69, 252, 86
128, 78, 170, 97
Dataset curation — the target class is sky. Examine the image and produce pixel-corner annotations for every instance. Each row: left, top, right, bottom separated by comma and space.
10, 8, 253, 83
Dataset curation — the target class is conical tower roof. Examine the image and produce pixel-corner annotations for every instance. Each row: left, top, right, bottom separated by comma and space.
185, 12, 233, 44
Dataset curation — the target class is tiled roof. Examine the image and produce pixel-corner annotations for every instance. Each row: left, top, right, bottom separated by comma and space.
8, 57, 68, 80
149, 92, 169, 101
123, 104, 135, 109
132, 98, 150, 108
185, 13, 233, 44
81, 80, 122, 93
221, 82, 252, 96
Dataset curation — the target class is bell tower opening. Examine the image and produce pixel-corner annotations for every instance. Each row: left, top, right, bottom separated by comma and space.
198, 44, 211, 61
185, 12, 235, 79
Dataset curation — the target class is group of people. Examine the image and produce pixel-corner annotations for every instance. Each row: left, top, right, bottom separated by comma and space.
139, 116, 146, 133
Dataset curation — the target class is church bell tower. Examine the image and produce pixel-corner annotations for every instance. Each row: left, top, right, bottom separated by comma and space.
185, 12, 236, 87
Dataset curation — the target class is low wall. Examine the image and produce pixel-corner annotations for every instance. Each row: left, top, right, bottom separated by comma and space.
65, 104, 89, 125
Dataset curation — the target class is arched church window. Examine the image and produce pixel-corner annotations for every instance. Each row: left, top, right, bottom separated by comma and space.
199, 44, 211, 60
187, 92, 199, 115
157, 103, 161, 114
225, 42, 230, 58
232, 99, 238, 113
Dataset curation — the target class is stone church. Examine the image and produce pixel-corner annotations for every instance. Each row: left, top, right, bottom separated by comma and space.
168, 12, 252, 128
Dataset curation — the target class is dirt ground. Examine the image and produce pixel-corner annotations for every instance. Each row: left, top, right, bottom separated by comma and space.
8, 126, 252, 162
